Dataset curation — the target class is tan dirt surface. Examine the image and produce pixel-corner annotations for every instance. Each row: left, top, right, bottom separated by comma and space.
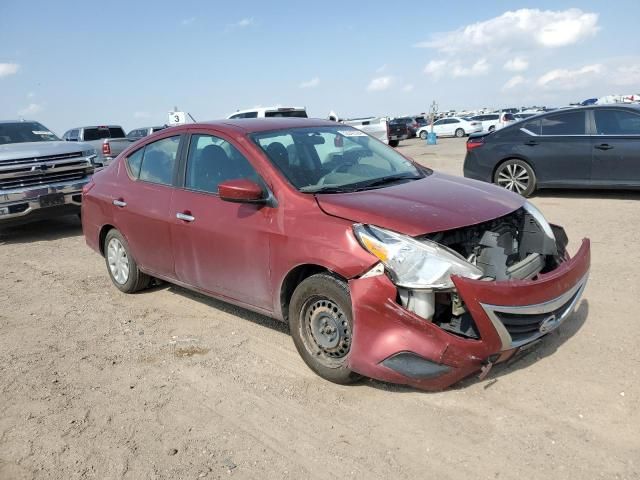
1, 138, 638, 479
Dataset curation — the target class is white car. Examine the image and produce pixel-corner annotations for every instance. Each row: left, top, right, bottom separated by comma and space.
417, 117, 482, 139
227, 106, 307, 119
470, 112, 517, 132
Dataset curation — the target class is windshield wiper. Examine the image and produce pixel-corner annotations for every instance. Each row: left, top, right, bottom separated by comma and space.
351, 173, 424, 190
299, 185, 355, 193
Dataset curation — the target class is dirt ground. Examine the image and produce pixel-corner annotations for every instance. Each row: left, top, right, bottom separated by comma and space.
1, 137, 638, 480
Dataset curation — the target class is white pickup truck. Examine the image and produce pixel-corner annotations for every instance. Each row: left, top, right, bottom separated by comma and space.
61, 125, 132, 167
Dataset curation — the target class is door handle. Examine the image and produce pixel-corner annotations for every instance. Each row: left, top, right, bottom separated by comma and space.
176, 212, 195, 222
524, 140, 539, 146
595, 144, 614, 150
112, 199, 127, 207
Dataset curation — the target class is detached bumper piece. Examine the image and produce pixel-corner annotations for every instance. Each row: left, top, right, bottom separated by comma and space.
348, 239, 590, 391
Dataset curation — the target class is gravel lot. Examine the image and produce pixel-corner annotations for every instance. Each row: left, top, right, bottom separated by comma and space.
1, 137, 638, 480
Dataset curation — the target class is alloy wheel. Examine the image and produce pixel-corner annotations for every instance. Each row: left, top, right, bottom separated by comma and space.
497, 163, 530, 194
107, 237, 130, 285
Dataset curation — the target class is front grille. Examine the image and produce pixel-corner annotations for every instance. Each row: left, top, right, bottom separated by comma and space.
0, 155, 91, 191
495, 287, 582, 344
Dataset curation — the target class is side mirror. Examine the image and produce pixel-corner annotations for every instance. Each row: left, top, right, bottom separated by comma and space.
218, 179, 265, 204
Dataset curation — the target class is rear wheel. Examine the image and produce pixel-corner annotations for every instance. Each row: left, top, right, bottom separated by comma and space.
419, 130, 428, 140
289, 274, 361, 385
488, 125, 496, 132
454, 128, 465, 138
493, 159, 537, 197
104, 229, 151, 293
388, 139, 399, 147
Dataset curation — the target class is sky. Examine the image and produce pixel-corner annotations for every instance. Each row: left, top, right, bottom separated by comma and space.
1, 0, 639, 135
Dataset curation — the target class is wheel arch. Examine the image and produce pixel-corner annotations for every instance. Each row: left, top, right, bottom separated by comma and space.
98, 224, 117, 256
279, 264, 347, 323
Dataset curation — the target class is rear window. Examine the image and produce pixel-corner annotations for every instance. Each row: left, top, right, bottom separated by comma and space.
265, 109, 307, 118
503, 113, 516, 121
541, 111, 585, 135
83, 126, 125, 141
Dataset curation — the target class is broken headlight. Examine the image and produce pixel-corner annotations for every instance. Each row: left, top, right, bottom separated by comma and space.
523, 201, 555, 242
353, 224, 483, 290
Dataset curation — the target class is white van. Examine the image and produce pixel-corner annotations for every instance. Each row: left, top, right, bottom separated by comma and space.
227, 107, 308, 119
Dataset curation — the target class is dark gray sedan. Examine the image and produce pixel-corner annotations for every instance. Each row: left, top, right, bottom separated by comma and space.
463, 105, 640, 196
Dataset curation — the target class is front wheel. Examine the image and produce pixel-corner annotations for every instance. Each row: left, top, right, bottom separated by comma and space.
289, 274, 362, 385
454, 128, 465, 138
388, 139, 399, 147
493, 159, 537, 197
104, 229, 151, 293
488, 125, 496, 132
419, 130, 428, 140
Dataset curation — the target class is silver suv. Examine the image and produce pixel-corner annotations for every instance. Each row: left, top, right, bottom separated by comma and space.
0, 121, 95, 225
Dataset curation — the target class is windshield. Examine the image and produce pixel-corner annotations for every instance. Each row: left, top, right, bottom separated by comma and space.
251, 126, 426, 193
0, 122, 59, 145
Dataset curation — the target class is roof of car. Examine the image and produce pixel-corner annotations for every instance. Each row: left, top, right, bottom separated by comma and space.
195, 117, 339, 133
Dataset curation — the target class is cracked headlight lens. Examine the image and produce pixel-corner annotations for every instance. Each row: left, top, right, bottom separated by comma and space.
353, 224, 483, 290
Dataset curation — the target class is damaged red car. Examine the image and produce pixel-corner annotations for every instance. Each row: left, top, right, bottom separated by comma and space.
82, 118, 590, 391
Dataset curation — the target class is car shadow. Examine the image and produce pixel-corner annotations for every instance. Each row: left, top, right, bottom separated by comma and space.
138, 281, 289, 334
365, 300, 589, 394
0, 215, 83, 245
534, 189, 640, 200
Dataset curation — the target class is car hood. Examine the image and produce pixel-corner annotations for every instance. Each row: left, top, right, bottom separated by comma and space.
0, 141, 89, 162
315, 172, 526, 236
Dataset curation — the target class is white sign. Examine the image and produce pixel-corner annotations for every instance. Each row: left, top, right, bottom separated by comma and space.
168, 111, 187, 125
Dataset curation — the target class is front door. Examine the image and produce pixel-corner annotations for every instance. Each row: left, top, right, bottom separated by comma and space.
169, 131, 275, 311
591, 108, 640, 186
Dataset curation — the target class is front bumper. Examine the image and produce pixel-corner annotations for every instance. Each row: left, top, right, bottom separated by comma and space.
0, 178, 89, 222
347, 239, 590, 391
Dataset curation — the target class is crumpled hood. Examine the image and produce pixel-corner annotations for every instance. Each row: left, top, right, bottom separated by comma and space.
315, 172, 526, 236
0, 141, 90, 162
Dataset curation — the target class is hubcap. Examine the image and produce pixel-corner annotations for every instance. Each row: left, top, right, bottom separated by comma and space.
107, 238, 130, 285
497, 163, 530, 194
304, 299, 351, 359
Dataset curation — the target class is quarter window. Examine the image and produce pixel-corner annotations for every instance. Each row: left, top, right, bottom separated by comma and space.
185, 134, 259, 194
126, 148, 144, 178
138, 136, 180, 185
541, 111, 585, 135
594, 109, 640, 135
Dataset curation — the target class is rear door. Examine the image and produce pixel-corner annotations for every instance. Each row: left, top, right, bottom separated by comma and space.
522, 110, 592, 186
590, 108, 640, 186
113, 134, 183, 278
169, 129, 274, 311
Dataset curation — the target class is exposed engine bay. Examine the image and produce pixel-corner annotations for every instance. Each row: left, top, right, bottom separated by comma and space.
398, 207, 569, 339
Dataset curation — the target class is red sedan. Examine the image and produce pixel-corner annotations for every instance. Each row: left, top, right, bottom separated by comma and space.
82, 118, 590, 391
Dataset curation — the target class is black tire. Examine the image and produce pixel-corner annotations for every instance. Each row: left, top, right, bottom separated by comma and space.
289, 273, 362, 385
103, 229, 151, 293
454, 128, 465, 138
493, 159, 537, 197
388, 139, 399, 147
488, 125, 496, 132
419, 130, 428, 140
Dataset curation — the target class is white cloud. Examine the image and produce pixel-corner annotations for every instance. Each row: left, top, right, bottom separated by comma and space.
503, 75, 526, 90
181, 17, 196, 26
504, 57, 529, 72
133, 111, 151, 119
0, 63, 19, 78
537, 64, 603, 90
415, 8, 599, 54
423, 60, 448, 78
367, 76, 394, 92
229, 17, 254, 29
452, 58, 490, 77
612, 65, 640, 86
403, 84, 415, 92
18, 103, 43, 116
299, 77, 320, 88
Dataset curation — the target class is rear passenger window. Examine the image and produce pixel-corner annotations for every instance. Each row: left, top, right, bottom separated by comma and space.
594, 109, 640, 135
126, 148, 144, 178
541, 112, 585, 135
139, 136, 180, 185
185, 134, 259, 194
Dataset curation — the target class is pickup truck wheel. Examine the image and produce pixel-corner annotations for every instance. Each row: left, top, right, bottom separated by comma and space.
419, 131, 428, 140
455, 128, 465, 138
388, 139, 399, 147
289, 273, 362, 385
104, 229, 150, 293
